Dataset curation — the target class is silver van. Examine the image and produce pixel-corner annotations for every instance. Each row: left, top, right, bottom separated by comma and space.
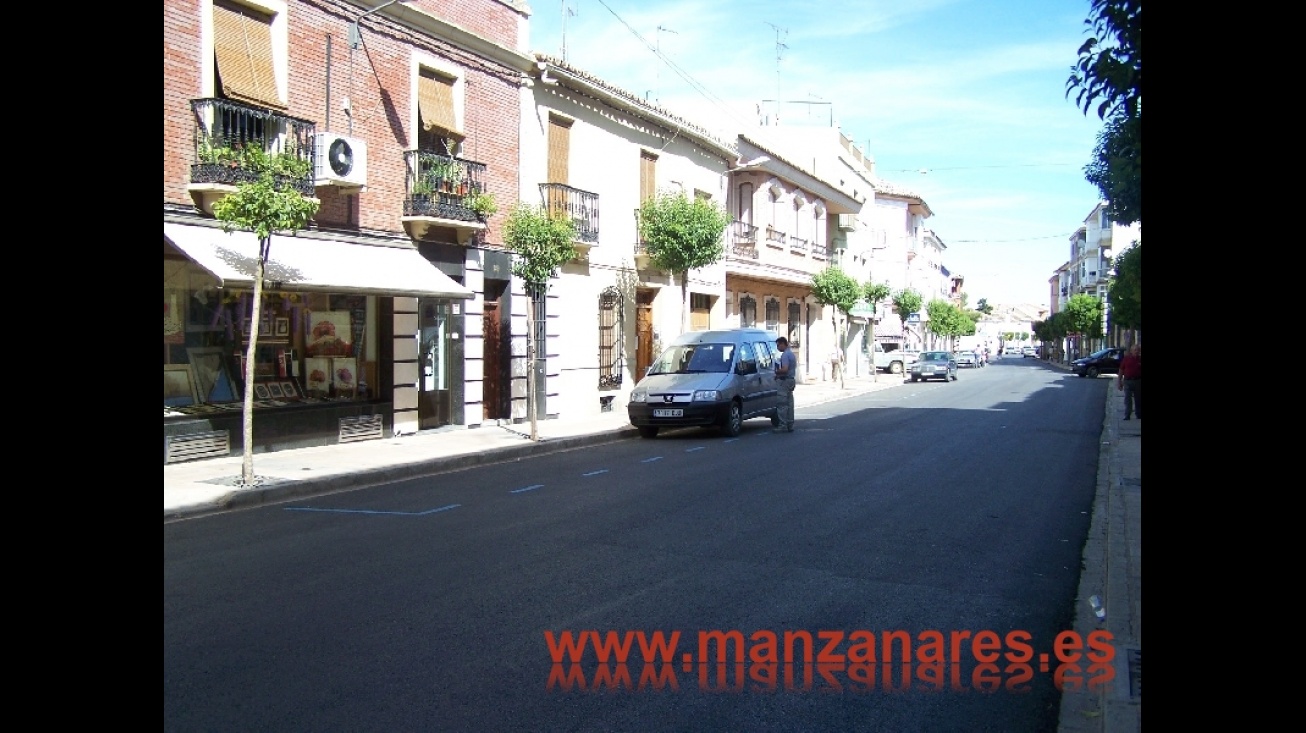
627, 328, 782, 438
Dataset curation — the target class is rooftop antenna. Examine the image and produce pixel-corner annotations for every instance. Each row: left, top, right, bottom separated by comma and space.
655, 25, 677, 104
561, 1, 576, 64
764, 22, 788, 122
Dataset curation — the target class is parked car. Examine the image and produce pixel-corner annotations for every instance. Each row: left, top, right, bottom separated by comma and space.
1022, 346, 1037, 358
1072, 347, 1125, 378
627, 328, 781, 439
954, 351, 977, 368
909, 351, 957, 382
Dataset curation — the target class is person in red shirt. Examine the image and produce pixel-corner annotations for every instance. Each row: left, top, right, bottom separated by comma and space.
1117, 344, 1142, 420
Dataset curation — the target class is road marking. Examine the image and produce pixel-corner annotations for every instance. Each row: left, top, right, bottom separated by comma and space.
284, 503, 461, 516
685, 446, 705, 452
641, 456, 663, 463
511, 484, 544, 494
723, 438, 740, 444
582, 469, 609, 477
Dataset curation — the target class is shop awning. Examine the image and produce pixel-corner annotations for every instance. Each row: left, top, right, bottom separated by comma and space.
164, 222, 474, 299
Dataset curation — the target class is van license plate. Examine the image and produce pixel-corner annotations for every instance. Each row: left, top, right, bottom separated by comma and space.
652, 408, 683, 417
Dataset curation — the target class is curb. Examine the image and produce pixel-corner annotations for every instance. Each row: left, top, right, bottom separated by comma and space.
163, 425, 642, 521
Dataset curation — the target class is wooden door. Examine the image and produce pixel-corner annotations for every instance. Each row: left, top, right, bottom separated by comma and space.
635, 290, 655, 380
482, 301, 502, 420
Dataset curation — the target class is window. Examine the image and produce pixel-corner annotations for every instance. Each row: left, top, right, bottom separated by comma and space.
417, 67, 463, 152
765, 297, 780, 331
753, 341, 774, 370
690, 293, 711, 331
787, 302, 802, 347
212, 0, 282, 109
548, 115, 573, 184
598, 288, 621, 390
640, 151, 657, 202
737, 342, 757, 373
737, 183, 753, 225
740, 295, 757, 328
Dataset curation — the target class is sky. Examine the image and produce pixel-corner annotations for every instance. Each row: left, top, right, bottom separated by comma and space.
523, 0, 1107, 308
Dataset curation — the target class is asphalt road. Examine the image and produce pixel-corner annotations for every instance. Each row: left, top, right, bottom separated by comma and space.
164, 356, 1108, 732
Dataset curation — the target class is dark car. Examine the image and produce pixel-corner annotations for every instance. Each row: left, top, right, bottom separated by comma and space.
909, 351, 957, 382
1072, 347, 1125, 378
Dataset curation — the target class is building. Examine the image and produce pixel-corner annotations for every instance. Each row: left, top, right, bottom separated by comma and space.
164, 0, 535, 460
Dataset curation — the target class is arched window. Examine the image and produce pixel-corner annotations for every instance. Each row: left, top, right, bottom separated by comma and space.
740, 294, 757, 328
765, 297, 781, 331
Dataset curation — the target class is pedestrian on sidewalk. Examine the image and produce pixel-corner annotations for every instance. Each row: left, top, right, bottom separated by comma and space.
1117, 343, 1142, 420
829, 346, 845, 389
774, 336, 798, 432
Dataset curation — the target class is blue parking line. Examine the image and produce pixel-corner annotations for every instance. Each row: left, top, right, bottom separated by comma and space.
511, 484, 545, 494
685, 446, 705, 453
582, 469, 609, 477
641, 456, 663, 463
285, 503, 461, 516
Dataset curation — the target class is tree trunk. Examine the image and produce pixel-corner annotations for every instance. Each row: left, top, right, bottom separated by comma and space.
241, 236, 270, 485
680, 272, 689, 336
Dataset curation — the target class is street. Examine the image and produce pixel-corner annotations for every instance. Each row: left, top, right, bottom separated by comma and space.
164, 358, 1109, 732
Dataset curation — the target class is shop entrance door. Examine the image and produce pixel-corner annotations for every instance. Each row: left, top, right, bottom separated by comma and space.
635, 289, 655, 379
418, 300, 452, 430
483, 301, 504, 420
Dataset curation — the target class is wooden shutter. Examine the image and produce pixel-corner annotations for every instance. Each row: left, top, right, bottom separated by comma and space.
640, 151, 657, 202
212, 0, 283, 109
418, 69, 464, 140
547, 115, 571, 184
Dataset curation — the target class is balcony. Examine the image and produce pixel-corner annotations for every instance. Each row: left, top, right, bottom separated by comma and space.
811, 241, 829, 261
765, 226, 787, 249
729, 220, 759, 259
401, 150, 489, 241
789, 236, 809, 255
188, 98, 316, 215
541, 183, 599, 260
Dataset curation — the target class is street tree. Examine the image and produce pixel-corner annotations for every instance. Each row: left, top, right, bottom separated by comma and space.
212, 168, 319, 487
811, 266, 860, 383
1067, 0, 1142, 225
892, 288, 923, 346
861, 281, 892, 381
925, 299, 972, 348
502, 204, 577, 441
1108, 241, 1141, 332
1065, 293, 1105, 340
976, 298, 995, 315
637, 189, 731, 334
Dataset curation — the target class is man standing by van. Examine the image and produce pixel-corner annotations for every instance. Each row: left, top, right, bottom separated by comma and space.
774, 336, 798, 433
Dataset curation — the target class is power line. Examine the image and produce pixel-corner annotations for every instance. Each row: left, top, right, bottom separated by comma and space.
888, 163, 1081, 173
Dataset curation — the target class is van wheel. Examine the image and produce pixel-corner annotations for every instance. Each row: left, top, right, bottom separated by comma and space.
638, 426, 659, 439
1086, 366, 1099, 378
889, 361, 903, 374
771, 415, 780, 427
722, 401, 744, 437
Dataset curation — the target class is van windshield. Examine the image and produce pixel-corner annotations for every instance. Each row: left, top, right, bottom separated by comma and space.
648, 343, 735, 375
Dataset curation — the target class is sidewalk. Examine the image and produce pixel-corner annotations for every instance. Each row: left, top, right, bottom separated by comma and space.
1052, 359, 1142, 733
164, 371, 901, 520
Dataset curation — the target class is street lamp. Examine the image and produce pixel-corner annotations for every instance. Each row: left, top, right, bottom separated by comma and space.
349, 0, 416, 50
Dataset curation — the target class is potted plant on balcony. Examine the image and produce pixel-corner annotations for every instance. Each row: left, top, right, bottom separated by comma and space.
464, 190, 498, 220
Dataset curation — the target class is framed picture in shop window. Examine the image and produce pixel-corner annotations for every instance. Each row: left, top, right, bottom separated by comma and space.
274, 317, 291, 339
164, 365, 200, 407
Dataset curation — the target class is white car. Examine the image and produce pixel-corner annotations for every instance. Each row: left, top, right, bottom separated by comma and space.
954, 351, 977, 368
1022, 346, 1037, 358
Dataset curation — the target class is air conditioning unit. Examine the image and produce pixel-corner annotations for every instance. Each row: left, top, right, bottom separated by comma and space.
313, 133, 367, 189
837, 214, 858, 232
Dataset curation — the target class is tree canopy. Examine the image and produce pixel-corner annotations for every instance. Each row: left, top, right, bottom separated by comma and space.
637, 189, 731, 332
1108, 241, 1141, 330
811, 266, 861, 315
502, 204, 577, 287
1064, 294, 1105, 338
1067, 0, 1142, 225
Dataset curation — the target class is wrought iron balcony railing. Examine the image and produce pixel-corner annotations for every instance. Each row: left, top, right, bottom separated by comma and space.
730, 221, 759, 259
789, 236, 809, 255
189, 97, 316, 196
811, 242, 829, 260
403, 150, 488, 222
765, 226, 787, 248
541, 183, 599, 243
